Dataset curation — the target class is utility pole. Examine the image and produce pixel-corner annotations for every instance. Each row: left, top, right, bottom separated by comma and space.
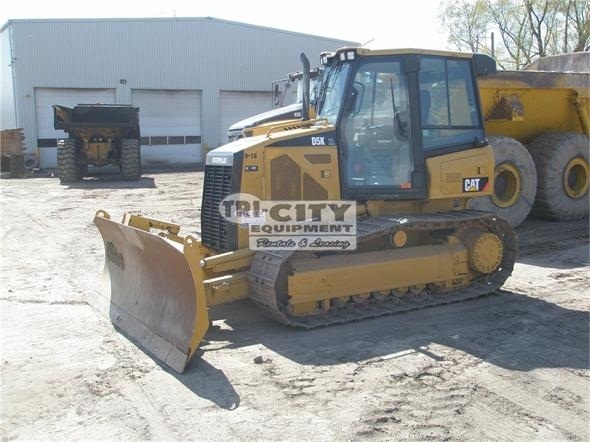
491, 32, 495, 58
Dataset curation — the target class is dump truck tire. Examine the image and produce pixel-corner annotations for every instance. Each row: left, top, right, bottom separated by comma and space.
528, 132, 589, 221
121, 138, 141, 181
468, 136, 537, 228
57, 138, 82, 183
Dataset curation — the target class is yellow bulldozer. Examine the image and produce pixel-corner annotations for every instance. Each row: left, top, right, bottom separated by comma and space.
93, 47, 532, 373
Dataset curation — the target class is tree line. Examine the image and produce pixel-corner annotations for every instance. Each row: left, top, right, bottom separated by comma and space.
438, 0, 589, 69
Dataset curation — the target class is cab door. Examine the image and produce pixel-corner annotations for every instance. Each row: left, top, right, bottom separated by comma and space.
339, 56, 427, 200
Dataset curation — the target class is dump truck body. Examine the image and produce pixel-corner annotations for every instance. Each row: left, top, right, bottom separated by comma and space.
479, 70, 589, 141
53, 104, 141, 183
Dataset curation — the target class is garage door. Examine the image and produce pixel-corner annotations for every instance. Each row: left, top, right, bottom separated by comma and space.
35, 88, 116, 168
219, 91, 273, 143
132, 89, 202, 164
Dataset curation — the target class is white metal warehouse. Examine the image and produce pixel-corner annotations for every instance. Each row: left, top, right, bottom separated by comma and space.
0, 18, 356, 169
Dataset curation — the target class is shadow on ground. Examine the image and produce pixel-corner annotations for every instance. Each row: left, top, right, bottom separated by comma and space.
514, 218, 589, 269
160, 288, 588, 405
201, 290, 589, 372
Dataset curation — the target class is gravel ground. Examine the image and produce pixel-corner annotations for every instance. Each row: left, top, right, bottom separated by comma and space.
1, 168, 588, 441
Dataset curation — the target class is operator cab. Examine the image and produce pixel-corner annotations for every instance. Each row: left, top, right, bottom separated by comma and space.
315, 48, 487, 200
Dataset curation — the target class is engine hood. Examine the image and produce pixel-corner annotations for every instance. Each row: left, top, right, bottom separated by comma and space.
210, 123, 336, 166
228, 103, 303, 131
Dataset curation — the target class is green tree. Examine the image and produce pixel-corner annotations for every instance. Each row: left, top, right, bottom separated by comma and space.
438, 0, 590, 70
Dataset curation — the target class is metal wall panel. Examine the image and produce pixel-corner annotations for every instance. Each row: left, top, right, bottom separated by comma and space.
132, 89, 202, 164
1, 18, 357, 160
219, 91, 272, 143
1, 26, 16, 129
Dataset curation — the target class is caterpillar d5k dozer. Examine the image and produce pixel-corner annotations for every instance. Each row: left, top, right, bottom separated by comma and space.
93, 49, 517, 373
53, 104, 141, 183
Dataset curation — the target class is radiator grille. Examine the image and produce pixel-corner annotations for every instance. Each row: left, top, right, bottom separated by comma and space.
201, 165, 234, 252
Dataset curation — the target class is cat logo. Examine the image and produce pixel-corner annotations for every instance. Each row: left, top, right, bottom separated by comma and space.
463, 177, 489, 192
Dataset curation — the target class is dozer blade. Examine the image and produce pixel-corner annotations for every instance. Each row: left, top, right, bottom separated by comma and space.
92, 212, 209, 373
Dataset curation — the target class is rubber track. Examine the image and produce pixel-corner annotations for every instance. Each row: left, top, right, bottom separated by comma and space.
247, 211, 517, 328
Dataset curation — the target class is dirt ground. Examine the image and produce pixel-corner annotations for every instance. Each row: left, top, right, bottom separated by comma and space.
1, 167, 588, 441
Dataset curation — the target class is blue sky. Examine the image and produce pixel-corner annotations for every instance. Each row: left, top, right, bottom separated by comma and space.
2, 0, 450, 50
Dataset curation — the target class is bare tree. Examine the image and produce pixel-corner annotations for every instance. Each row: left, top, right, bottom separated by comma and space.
486, 0, 535, 68
561, 0, 590, 52
439, 0, 491, 53
438, 0, 590, 70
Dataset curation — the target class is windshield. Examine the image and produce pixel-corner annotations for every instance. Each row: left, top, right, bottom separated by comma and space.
316, 62, 351, 124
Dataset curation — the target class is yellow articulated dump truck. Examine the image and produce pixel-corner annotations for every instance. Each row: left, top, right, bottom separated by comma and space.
93, 48, 527, 372
470, 53, 589, 227
53, 104, 142, 183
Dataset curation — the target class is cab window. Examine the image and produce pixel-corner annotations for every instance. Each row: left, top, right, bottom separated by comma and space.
419, 57, 484, 151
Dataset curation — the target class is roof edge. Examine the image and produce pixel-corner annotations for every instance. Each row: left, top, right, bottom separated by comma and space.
0, 16, 360, 45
